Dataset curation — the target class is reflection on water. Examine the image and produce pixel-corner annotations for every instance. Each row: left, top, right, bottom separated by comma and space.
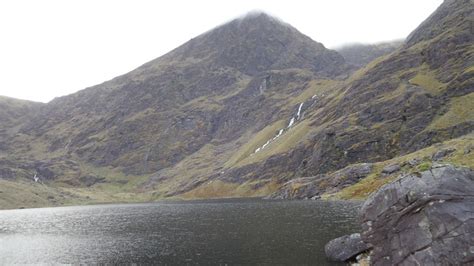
0, 198, 360, 265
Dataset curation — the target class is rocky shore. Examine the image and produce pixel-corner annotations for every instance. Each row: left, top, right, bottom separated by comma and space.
324, 164, 474, 265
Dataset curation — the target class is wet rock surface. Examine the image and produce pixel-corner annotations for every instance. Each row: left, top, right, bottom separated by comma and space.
324, 233, 371, 262
360, 164, 474, 265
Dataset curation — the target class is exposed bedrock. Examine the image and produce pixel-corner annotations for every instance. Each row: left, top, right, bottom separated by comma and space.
360, 164, 474, 265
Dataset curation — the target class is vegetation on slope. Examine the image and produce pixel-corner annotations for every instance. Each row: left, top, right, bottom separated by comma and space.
329, 133, 474, 200
0, 1, 473, 209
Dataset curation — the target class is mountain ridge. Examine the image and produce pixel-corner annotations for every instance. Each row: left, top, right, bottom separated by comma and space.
336, 40, 403, 67
3, 12, 348, 181
0, 3, 473, 209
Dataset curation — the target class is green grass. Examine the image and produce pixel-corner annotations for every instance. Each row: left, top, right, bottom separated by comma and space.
288, 79, 338, 106
464, 65, 474, 74
428, 92, 474, 130
323, 164, 395, 200
180, 178, 280, 200
224, 120, 286, 168
347, 53, 392, 83
417, 162, 432, 171
328, 133, 474, 200
410, 71, 446, 95
0, 164, 155, 210
229, 119, 312, 168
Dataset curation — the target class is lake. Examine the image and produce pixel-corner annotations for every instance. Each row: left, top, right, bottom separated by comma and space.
0, 198, 361, 265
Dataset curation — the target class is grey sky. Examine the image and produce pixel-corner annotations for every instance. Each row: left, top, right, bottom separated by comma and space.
0, 0, 442, 102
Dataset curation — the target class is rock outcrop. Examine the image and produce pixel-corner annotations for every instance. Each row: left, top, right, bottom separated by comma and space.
381, 164, 401, 175
360, 164, 474, 265
432, 148, 456, 161
324, 233, 371, 262
266, 163, 373, 199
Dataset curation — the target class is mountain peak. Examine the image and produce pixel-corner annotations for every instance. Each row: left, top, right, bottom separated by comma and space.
160, 11, 346, 77
405, 0, 473, 46
235, 11, 285, 25
237, 11, 274, 19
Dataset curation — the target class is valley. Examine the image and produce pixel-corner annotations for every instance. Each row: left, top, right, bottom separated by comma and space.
0, 0, 473, 210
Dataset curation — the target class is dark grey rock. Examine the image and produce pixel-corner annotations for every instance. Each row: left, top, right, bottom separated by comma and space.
333, 163, 373, 185
324, 233, 371, 262
464, 144, 473, 155
267, 163, 373, 200
381, 164, 401, 175
78, 175, 106, 187
360, 164, 474, 265
407, 158, 421, 166
432, 148, 456, 161
264, 176, 321, 200
36, 164, 55, 180
0, 168, 15, 179
38, 169, 54, 179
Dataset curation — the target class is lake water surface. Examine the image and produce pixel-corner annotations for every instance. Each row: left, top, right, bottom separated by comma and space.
0, 198, 360, 265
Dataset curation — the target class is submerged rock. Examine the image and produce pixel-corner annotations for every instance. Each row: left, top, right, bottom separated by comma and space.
324, 233, 371, 262
360, 164, 474, 265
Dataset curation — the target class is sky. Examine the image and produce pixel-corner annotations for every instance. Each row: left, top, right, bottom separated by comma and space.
0, 0, 443, 103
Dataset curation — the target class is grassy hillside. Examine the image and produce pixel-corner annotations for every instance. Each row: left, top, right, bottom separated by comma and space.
0, 1, 473, 209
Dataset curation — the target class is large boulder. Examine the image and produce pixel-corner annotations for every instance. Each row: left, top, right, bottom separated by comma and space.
360, 164, 474, 265
324, 233, 371, 262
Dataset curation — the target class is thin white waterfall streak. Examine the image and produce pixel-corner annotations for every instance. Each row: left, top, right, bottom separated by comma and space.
296, 102, 303, 119
254, 101, 309, 154
287, 117, 295, 128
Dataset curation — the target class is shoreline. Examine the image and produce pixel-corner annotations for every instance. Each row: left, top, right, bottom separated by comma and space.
0, 195, 363, 211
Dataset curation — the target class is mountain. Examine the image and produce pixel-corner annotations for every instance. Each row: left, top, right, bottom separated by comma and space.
0, 97, 43, 176
269, 0, 474, 199
336, 41, 402, 67
1, 1, 473, 209
0, 13, 350, 207
0, 96, 43, 138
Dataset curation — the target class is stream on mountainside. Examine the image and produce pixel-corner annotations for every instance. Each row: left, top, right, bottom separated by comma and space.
0, 198, 360, 265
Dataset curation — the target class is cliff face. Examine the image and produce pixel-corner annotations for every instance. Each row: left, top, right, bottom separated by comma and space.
0, 1, 473, 208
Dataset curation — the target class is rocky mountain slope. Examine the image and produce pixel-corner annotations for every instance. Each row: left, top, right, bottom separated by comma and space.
0, 0, 473, 209
267, 0, 473, 199
336, 41, 402, 67
0, 97, 43, 178
1, 13, 349, 206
